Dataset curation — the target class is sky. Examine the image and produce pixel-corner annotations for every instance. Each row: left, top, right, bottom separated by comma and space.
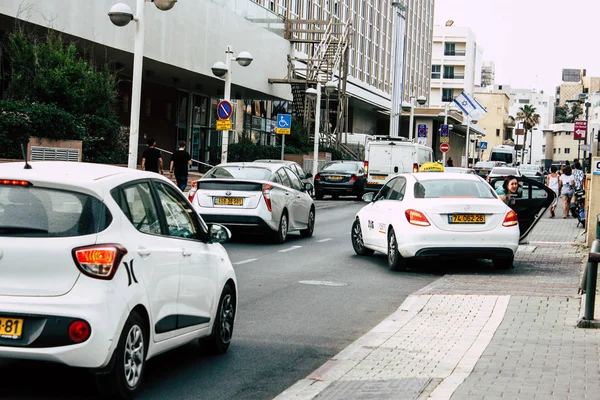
433, 0, 600, 96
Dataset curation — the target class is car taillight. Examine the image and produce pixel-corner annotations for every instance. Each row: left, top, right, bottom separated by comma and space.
188, 181, 198, 202
0, 179, 31, 186
68, 320, 91, 343
72, 244, 127, 280
262, 183, 273, 212
405, 209, 430, 226
350, 174, 358, 182
363, 161, 369, 177
413, 163, 419, 173
502, 210, 518, 227
314, 173, 321, 181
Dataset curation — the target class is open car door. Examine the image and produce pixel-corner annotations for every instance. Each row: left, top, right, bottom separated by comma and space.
490, 176, 556, 243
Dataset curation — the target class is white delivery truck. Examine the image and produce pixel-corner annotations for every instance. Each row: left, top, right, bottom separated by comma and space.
363, 137, 434, 193
489, 145, 517, 167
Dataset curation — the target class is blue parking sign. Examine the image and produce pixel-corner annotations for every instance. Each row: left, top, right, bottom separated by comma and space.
276, 114, 292, 135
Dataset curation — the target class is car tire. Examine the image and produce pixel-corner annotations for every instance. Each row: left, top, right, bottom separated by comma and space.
351, 219, 374, 256
493, 256, 514, 270
315, 191, 324, 200
387, 227, 406, 271
300, 207, 315, 238
200, 284, 235, 355
96, 311, 148, 400
273, 211, 288, 244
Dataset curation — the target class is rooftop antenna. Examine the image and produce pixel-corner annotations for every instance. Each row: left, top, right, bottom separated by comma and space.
21, 143, 32, 169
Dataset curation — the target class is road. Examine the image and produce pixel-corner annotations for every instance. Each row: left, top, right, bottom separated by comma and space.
1, 199, 438, 400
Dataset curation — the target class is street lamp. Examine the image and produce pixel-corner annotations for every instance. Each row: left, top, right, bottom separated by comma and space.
404, 95, 427, 141
108, 0, 177, 169
389, 2, 407, 138
306, 84, 321, 180
211, 47, 253, 163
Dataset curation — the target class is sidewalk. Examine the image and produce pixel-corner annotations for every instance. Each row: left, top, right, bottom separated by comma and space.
276, 215, 599, 399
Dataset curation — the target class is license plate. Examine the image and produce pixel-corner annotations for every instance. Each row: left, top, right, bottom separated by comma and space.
479, 170, 489, 174
0, 317, 23, 339
448, 214, 485, 224
214, 197, 243, 206
328, 175, 343, 181
372, 175, 386, 180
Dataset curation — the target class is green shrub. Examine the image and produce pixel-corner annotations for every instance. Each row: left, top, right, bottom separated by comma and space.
227, 143, 281, 162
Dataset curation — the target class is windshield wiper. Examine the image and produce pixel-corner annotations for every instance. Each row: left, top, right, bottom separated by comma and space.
0, 226, 49, 234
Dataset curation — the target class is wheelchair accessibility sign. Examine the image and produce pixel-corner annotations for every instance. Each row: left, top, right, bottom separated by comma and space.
276, 114, 291, 135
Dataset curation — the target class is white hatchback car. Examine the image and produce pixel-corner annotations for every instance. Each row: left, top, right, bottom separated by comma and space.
188, 162, 315, 243
351, 172, 554, 270
0, 161, 237, 399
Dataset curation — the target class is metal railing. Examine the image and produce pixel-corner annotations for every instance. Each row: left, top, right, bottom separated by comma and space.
443, 74, 465, 80
444, 50, 466, 56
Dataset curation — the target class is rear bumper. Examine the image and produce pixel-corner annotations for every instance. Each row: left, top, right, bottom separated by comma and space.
364, 183, 383, 193
201, 214, 274, 233
415, 247, 514, 258
315, 182, 362, 194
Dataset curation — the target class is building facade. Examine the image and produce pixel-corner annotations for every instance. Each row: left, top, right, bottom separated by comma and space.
543, 123, 579, 165
429, 24, 482, 107
480, 61, 495, 88
472, 92, 513, 161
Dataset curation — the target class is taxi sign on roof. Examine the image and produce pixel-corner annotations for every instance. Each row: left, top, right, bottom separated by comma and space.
420, 162, 444, 172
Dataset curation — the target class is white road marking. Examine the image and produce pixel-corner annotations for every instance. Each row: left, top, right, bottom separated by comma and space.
317, 238, 333, 243
278, 246, 302, 253
299, 280, 348, 287
233, 258, 258, 265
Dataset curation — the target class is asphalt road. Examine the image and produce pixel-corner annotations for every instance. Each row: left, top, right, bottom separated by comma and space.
1, 199, 439, 400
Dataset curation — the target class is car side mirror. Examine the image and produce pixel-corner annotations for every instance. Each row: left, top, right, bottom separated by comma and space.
304, 182, 314, 192
362, 192, 375, 202
305, 172, 313, 178
208, 224, 231, 243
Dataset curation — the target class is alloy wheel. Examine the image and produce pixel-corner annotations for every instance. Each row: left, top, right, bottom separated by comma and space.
124, 325, 144, 388
219, 293, 235, 344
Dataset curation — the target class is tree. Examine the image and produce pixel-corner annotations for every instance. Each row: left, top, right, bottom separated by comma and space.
569, 102, 584, 122
515, 104, 541, 164
554, 104, 570, 123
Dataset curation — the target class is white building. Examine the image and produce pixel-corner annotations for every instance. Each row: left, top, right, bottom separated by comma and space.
429, 23, 483, 106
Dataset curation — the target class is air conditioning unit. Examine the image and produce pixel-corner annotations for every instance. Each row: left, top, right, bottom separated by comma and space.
30, 146, 80, 162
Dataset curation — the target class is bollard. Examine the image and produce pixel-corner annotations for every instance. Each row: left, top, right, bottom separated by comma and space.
597, 214, 600, 241
580, 215, 600, 294
583, 240, 600, 321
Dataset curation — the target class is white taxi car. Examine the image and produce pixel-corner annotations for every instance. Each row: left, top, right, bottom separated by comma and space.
351, 172, 554, 270
0, 161, 237, 399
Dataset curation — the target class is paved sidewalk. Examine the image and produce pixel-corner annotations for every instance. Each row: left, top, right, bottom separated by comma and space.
276, 216, 598, 399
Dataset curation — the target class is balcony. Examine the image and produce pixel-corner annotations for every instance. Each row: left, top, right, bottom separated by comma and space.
444, 50, 466, 56
443, 74, 465, 80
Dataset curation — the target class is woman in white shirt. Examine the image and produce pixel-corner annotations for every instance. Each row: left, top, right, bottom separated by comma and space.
559, 165, 575, 219
546, 165, 560, 218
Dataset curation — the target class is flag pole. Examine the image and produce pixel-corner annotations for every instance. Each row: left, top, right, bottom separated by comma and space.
464, 116, 471, 168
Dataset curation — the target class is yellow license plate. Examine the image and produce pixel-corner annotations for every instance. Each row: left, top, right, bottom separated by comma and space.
215, 197, 243, 206
0, 317, 23, 339
449, 214, 485, 224
329, 176, 343, 181
372, 175, 386, 180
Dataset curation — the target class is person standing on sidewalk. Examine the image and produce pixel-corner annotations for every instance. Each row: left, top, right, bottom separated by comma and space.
559, 165, 575, 219
141, 139, 163, 174
169, 141, 192, 192
546, 165, 560, 218
572, 161, 585, 191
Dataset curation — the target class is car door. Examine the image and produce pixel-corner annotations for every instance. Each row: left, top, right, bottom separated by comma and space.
112, 181, 182, 342
371, 177, 407, 249
275, 167, 297, 223
362, 177, 405, 248
490, 176, 556, 243
284, 167, 312, 229
152, 181, 218, 335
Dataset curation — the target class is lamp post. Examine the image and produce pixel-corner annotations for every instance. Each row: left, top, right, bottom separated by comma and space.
211, 47, 253, 164
306, 83, 322, 180
108, 0, 177, 169
406, 95, 427, 141
389, 2, 407, 138
439, 103, 456, 166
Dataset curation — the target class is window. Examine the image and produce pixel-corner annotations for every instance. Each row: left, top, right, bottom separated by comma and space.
518, 99, 529, 104
554, 149, 557, 154
119, 183, 161, 235
565, 148, 571, 154
284, 168, 304, 191
155, 182, 201, 239
442, 89, 454, 102
443, 66, 454, 79
542, 145, 546, 152
444, 42, 456, 56
276, 168, 291, 187
496, 129, 500, 137
378, 178, 406, 201
558, 148, 561, 154
414, 179, 496, 199
431, 65, 441, 79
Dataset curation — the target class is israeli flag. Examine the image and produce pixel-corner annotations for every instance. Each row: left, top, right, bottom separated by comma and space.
453, 91, 487, 121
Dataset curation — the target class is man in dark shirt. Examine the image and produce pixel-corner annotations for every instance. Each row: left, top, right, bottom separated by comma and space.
141, 139, 163, 174
169, 141, 192, 191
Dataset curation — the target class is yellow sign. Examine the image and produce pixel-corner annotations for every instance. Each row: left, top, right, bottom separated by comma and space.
420, 162, 444, 172
276, 127, 291, 135
216, 120, 232, 130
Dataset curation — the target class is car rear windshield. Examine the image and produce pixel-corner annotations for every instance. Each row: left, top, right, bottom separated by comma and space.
490, 152, 513, 164
474, 162, 495, 169
0, 186, 111, 237
322, 163, 359, 172
491, 168, 517, 176
204, 166, 272, 180
414, 179, 496, 199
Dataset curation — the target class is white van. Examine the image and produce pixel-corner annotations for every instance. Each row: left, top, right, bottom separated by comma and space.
363, 138, 434, 193
489, 145, 517, 167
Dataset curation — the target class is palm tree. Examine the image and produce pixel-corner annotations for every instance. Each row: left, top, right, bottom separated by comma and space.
516, 105, 541, 164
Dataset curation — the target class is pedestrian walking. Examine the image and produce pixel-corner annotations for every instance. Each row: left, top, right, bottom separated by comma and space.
572, 161, 585, 191
559, 165, 575, 219
169, 141, 192, 192
141, 139, 163, 174
546, 165, 560, 218
495, 175, 518, 206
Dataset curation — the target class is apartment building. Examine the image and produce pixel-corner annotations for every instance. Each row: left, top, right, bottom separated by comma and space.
543, 123, 579, 165
471, 92, 513, 161
429, 23, 483, 107
480, 61, 495, 88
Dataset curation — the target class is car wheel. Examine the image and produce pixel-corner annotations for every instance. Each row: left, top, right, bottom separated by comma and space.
300, 207, 315, 238
201, 284, 235, 354
315, 191, 324, 200
96, 311, 147, 400
387, 227, 406, 271
493, 256, 514, 270
273, 211, 288, 244
351, 219, 374, 256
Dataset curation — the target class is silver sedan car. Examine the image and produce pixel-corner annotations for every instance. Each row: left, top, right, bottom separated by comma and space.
188, 162, 315, 243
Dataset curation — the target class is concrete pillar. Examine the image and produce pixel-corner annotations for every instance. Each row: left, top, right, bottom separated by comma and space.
586, 156, 600, 246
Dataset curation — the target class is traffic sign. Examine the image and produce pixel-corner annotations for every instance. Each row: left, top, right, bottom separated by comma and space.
440, 143, 450, 153
440, 124, 449, 143
479, 141, 488, 150
574, 120, 587, 140
217, 100, 233, 120
216, 119, 232, 130
276, 114, 292, 135
417, 124, 427, 137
